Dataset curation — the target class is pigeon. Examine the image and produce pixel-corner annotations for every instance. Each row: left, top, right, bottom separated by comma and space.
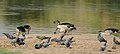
51, 34, 65, 42
3, 33, 16, 39
41, 37, 51, 48
3, 33, 17, 46
113, 37, 120, 45
3, 33, 25, 46
97, 31, 107, 43
42, 42, 49, 48
17, 37, 25, 45
100, 42, 106, 51
61, 37, 74, 48
35, 44, 42, 49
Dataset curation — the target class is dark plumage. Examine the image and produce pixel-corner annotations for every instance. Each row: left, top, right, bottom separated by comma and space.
97, 31, 107, 43
16, 26, 26, 37
3, 33, 17, 46
53, 20, 76, 34
41, 37, 51, 48
53, 20, 74, 27
15, 25, 31, 37
23, 25, 31, 34
100, 42, 106, 51
113, 37, 120, 45
17, 38, 25, 45
17, 26, 26, 32
104, 28, 119, 33
51, 34, 65, 42
35, 44, 42, 49
42, 42, 49, 48
23, 25, 31, 29
3, 33, 25, 46
3, 33, 16, 39
62, 37, 74, 48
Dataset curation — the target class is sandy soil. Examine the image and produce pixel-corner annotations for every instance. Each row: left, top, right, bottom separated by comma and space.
0, 33, 120, 54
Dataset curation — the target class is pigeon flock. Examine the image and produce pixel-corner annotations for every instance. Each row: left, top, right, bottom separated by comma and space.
2, 20, 120, 52
3, 25, 31, 47
97, 28, 120, 51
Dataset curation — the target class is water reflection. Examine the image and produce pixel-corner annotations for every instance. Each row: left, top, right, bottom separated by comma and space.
0, 0, 120, 35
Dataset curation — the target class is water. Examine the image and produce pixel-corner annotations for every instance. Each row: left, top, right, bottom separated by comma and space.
0, 0, 120, 35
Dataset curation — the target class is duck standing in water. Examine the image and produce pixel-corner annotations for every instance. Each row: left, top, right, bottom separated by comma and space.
53, 20, 76, 34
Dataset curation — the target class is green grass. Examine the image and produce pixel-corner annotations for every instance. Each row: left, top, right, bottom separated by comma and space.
0, 48, 22, 54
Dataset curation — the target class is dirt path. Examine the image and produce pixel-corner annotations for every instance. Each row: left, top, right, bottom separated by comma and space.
0, 34, 120, 54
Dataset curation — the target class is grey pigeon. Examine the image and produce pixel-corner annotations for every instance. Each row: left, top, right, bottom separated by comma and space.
113, 37, 120, 45
3, 33, 16, 39
100, 42, 106, 51
3, 33, 25, 46
97, 31, 107, 43
62, 37, 74, 48
3, 33, 17, 46
41, 37, 51, 48
17, 38, 25, 45
42, 42, 49, 48
51, 34, 65, 42
35, 44, 42, 49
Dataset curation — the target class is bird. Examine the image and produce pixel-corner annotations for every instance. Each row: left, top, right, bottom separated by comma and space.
16, 37, 25, 45
42, 42, 49, 48
113, 37, 120, 45
15, 26, 26, 38
97, 31, 107, 43
3, 33, 25, 46
3, 33, 16, 39
53, 20, 76, 34
104, 28, 119, 33
3, 33, 18, 46
104, 28, 119, 35
15, 25, 31, 37
23, 25, 31, 34
35, 44, 42, 49
41, 37, 51, 48
61, 37, 74, 48
51, 34, 65, 42
100, 42, 106, 51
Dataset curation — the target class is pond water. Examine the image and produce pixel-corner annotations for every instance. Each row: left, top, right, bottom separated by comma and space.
0, 0, 120, 35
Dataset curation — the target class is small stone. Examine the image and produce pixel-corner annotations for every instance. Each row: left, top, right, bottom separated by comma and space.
107, 50, 112, 52
112, 46, 116, 49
